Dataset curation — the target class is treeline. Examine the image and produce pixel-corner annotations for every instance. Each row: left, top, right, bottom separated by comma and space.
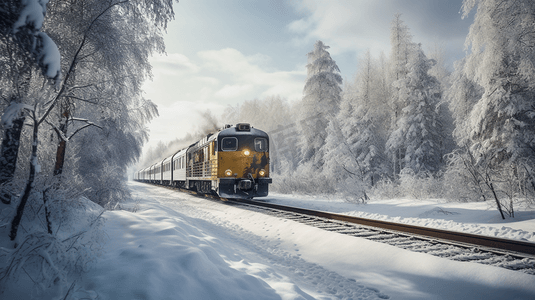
222, 2, 535, 219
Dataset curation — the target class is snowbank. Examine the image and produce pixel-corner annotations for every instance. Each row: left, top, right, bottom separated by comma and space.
266, 193, 535, 242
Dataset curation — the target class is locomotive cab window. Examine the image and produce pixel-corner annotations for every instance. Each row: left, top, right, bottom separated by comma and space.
221, 137, 238, 151
254, 138, 268, 152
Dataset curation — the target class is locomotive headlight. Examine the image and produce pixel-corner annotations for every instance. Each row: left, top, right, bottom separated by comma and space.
225, 169, 233, 177
259, 169, 266, 176
243, 150, 250, 156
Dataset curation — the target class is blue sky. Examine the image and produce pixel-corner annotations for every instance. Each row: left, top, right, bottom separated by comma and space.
142, 0, 472, 150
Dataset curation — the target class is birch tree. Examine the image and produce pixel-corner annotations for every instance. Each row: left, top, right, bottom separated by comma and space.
45, 0, 171, 177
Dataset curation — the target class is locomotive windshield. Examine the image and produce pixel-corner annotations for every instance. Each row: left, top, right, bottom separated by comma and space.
221, 137, 238, 151
219, 136, 268, 152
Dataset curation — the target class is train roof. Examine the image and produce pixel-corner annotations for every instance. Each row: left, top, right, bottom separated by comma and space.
217, 123, 268, 139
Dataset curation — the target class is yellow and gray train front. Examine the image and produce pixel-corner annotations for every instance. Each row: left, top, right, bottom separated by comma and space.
216, 124, 272, 199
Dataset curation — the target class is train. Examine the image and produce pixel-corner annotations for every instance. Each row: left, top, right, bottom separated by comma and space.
134, 123, 272, 199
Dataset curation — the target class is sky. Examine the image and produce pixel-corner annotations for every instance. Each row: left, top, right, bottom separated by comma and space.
142, 0, 473, 152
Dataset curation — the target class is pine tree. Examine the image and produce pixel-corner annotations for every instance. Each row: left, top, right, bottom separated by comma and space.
300, 40, 342, 166
387, 14, 414, 176
324, 50, 388, 187
386, 45, 443, 176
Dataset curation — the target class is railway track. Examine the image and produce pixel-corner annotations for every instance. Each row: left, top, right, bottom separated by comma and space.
153, 183, 535, 275
227, 198, 535, 275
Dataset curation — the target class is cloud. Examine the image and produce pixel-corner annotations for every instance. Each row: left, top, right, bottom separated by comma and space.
215, 84, 254, 99
190, 76, 220, 86
198, 48, 264, 75
197, 48, 306, 101
150, 53, 200, 74
288, 1, 392, 54
287, 0, 469, 67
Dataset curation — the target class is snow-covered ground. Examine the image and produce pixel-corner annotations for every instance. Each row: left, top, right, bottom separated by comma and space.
70, 182, 535, 300
266, 193, 535, 243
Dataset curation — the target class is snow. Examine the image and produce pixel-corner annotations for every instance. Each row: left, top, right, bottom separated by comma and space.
11, 0, 61, 82
12, 0, 48, 34
5, 182, 534, 299
0, 102, 33, 127
266, 194, 535, 242
36, 32, 61, 80
71, 182, 535, 300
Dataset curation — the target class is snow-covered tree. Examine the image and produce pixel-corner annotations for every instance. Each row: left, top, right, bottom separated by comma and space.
300, 40, 342, 166
386, 45, 443, 176
387, 14, 415, 176
447, 58, 484, 146
2, 0, 174, 243
427, 43, 452, 92
220, 95, 292, 132
44, 0, 170, 178
1, 0, 176, 297
0, 0, 61, 198
461, 0, 535, 165
442, 0, 535, 217
427, 44, 456, 157
324, 50, 389, 193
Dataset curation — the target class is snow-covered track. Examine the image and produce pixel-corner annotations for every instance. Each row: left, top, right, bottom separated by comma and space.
228, 198, 535, 275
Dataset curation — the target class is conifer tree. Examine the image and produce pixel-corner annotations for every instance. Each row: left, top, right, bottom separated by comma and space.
300, 40, 342, 166
324, 50, 388, 187
387, 14, 414, 176
387, 45, 443, 176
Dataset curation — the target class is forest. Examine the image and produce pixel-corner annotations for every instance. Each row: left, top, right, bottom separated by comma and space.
143, 1, 535, 221
1, 0, 535, 298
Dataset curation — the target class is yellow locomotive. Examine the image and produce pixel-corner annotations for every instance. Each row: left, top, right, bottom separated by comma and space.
135, 123, 272, 199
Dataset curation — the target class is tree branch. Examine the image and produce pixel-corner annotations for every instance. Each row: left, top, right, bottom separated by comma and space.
68, 122, 103, 140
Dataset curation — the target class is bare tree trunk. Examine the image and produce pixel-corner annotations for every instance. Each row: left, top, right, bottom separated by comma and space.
463, 149, 487, 202
0, 56, 32, 204
53, 139, 67, 176
42, 188, 53, 234
9, 116, 38, 241
0, 116, 25, 204
487, 178, 505, 220
53, 107, 69, 176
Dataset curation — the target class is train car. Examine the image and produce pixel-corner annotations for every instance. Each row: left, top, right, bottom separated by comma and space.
135, 123, 272, 199
162, 156, 172, 185
171, 148, 187, 188
154, 161, 163, 183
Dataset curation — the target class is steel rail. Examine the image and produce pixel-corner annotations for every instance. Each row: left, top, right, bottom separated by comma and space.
230, 198, 535, 257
